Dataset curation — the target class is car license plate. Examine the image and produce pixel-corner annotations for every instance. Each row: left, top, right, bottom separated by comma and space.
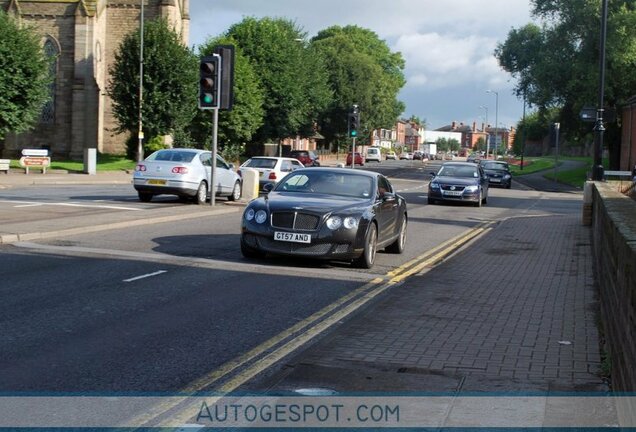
490, 178, 501, 183
443, 190, 463, 196
274, 232, 311, 243
147, 179, 166, 185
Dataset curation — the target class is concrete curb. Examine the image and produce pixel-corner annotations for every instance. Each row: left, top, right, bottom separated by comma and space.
0, 206, 239, 245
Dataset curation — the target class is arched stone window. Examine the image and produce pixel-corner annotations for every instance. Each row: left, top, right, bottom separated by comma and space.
40, 38, 59, 124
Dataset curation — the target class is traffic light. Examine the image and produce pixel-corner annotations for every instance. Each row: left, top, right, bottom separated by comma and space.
348, 112, 360, 138
214, 45, 235, 110
199, 55, 221, 109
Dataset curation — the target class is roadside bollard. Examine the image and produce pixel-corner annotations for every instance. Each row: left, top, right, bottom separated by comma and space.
240, 168, 259, 202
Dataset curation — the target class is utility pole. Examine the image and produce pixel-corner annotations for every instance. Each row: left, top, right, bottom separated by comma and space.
487, 90, 499, 160
592, 0, 608, 181
520, 97, 526, 170
137, 0, 144, 163
554, 123, 560, 182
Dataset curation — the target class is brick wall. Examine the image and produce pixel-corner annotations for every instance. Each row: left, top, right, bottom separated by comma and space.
591, 182, 636, 396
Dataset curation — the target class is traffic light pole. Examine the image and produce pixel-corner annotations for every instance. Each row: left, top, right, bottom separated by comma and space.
351, 137, 356, 169
210, 107, 219, 206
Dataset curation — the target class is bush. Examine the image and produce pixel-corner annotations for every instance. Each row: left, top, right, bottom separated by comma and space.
144, 136, 168, 154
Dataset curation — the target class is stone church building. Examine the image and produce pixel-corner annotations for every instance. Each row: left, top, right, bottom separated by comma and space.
0, 0, 189, 158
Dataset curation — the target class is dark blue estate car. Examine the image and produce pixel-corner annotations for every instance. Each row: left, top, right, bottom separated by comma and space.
428, 162, 489, 207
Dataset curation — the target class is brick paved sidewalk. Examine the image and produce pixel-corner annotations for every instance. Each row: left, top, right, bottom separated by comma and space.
258, 211, 605, 393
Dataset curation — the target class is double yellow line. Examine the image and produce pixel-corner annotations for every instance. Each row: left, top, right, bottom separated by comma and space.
132, 221, 495, 428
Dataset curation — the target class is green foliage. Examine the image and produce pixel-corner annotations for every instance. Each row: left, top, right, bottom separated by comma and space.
108, 18, 198, 154
513, 108, 560, 153
435, 137, 460, 152
190, 35, 265, 151
474, 137, 486, 151
312, 25, 406, 147
495, 0, 636, 165
408, 115, 426, 129
225, 17, 332, 143
0, 11, 51, 139
145, 136, 168, 154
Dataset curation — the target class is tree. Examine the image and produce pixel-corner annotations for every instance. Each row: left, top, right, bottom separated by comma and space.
474, 137, 486, 152
108, 18, 197, 156
0, 11, 51, 140
495, 0, 636, 167
225, 17, 332, 144
436, 138, 449, 152
312, 25, 406, 148
189, 36, 265, 160
409, 115, 427, 129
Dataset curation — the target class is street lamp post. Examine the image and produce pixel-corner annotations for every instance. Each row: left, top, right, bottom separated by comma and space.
487, 90, 499, 160
592, 0, 608, 181
137, 0, 144, 163
520, 96, 526, 170
479, 105, 488, 153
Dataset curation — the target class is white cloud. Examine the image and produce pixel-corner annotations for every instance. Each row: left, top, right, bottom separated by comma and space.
188, 0, 532, 128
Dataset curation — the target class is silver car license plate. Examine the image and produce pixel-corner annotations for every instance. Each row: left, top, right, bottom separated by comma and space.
274, 232, 311, 243
443, 190, 463, 196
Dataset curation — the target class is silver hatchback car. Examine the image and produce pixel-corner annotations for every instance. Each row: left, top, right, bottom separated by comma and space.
133, 148, 242, 204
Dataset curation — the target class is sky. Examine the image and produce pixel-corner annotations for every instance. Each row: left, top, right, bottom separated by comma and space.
188, 0, 535, 131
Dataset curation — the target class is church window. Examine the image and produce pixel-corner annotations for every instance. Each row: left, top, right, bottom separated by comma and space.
40, 38, 59, 124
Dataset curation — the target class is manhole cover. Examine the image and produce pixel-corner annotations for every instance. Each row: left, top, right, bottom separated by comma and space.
294, 388, 338, 396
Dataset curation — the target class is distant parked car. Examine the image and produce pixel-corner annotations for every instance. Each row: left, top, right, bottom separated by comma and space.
428, 161, 489, 207
399, 152, 413, 160
365, 147, 382, 163
467, 153, 481, 163
289, 150, 320, 167
133, 148, 242, 204
346, 152, 364, 166
413, 151, 423, 160
481, 160, 512, 189
239, 156, 304, 190
386, 151, 397, 160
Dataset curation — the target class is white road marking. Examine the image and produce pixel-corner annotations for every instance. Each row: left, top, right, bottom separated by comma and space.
14, 242, 376, 282
0, 199, 142, 211
123, 270, 168, 283
13, 203, 44, 208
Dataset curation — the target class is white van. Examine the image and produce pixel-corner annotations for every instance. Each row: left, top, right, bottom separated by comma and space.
365, 147, 382, 163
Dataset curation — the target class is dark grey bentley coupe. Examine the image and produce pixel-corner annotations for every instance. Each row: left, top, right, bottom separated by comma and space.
240, 168, 407, 269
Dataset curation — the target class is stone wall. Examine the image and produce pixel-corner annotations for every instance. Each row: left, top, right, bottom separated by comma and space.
1, 0, 188, 158
591, 182, 636, 394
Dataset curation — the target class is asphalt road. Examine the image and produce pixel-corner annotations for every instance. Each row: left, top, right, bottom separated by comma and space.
0, 161, 550, 392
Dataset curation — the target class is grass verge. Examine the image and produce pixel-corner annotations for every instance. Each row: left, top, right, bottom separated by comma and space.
509, 157, 555, 175
10, 154, 135, 172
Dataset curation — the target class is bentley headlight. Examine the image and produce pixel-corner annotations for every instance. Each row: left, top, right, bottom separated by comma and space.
326, 216, 342, 230
465, 185, 479, 192
255, 210, 268, 224
343, 217, 359, 229
245, 208, 255, 221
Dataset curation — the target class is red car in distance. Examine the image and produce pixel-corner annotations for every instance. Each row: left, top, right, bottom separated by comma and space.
346, 152, 364, 166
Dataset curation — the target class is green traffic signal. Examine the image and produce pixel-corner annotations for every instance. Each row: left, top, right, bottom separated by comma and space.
350, 130, 357, 137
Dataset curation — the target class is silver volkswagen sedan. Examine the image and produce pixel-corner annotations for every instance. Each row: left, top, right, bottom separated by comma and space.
133, 148, 241, 204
